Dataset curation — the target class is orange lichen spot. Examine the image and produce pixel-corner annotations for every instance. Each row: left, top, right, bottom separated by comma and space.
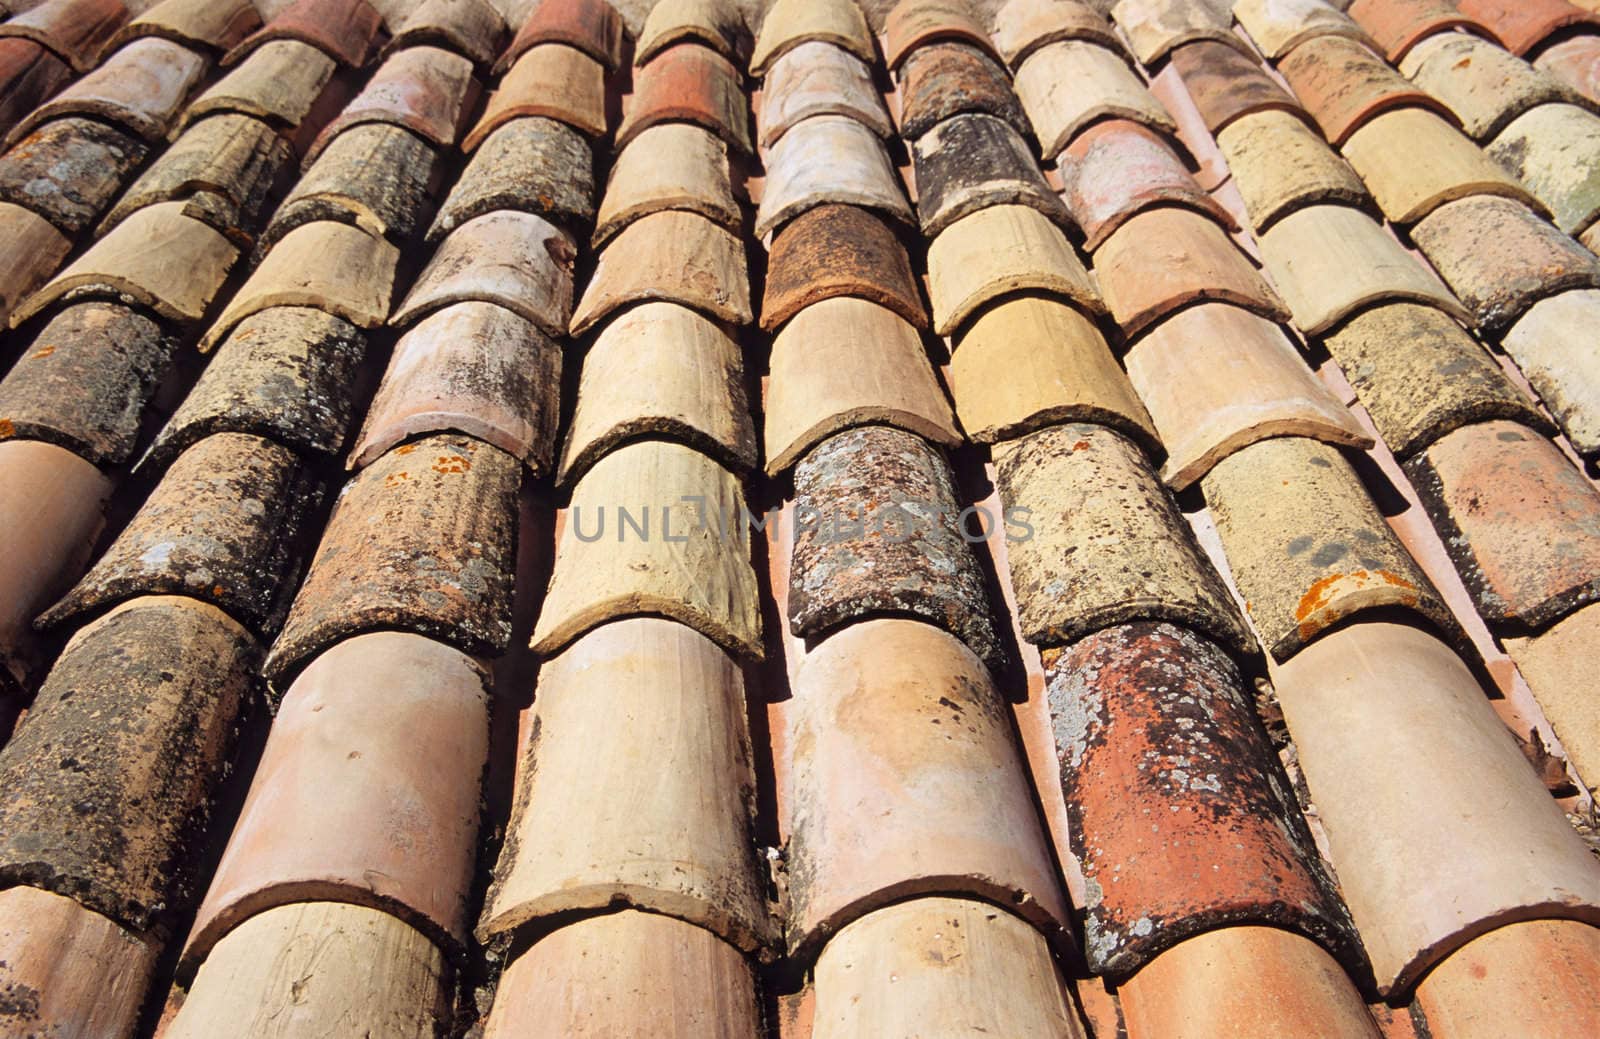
1295, 569, 1420, 640
0, 419, 12, 437
384, 471, 412, 487
395, 443, 418, 455
30, 344, 55, 358
432, 454, 471, 474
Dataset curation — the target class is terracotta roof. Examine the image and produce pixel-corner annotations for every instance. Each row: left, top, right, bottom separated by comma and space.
0, 1, 1599, 1036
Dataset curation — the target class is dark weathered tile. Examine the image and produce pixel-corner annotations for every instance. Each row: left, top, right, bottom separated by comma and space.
762, 203, 924, 331
261, 122, 441, 250
0, 201, 69, 326
430, 116, 593, 241
0, 302, 173, 466
617, 42, 751, 156
789, 425, 1003, 667
0, 0, 127, 72
1278, 33, 1456, 144
0, 116, 147, 233
0, 39, 71, 134
497, 0, 623, 72
393, 210, 573, 334
911, 111, 1069, 238
898, 41, 1030, 141
222, 0, 382, 68
385, 0, 504, 69
304, 44, 479, 162
1170, 38, 1302, 134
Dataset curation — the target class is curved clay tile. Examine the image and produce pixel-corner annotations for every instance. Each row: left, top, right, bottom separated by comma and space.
1348, 0, 1498, 62
1169, 38, 1304, 135
571, 209, 750, 333
182, 632, 489, 969
532, 439, 763, 661
1505, 603, 1600, 787
432, 116, 594, 242
1045, 620, 1362, 978
764, 297, 957, 476
383, 0, 505, 69
6, 36, 207, 147
1015, 40, 1176, 159
354, 301, 560, 474
0, 201, 70, 324
302, 44, 479, 163
222, 0, 383, 68
262, 122, 442, 249
0, 0, 128, 72
0, 38, 71, 134
636, 0, 751, 67
761, 203, 925, 331
759, 39, 890, 149
1270, 620, 1600, 994
911, 112, 1070, 238
783, 620, 1070, 961
1277, 33, 1457, 144
926, 203, 1102, 335
1214, 109, 1372, 232
463, 42, 605, 147
617, 42, 751, 155
1503, 289, 1600, 457
478, 618, 773, 954
884, 0, 1003, 71
1416, 921, 1600, 1035
897, 41, 1031, 142
996, 423, 1254, 653
750, 0, 874, 77
104, 0, 260, 58
993, 0, 1122, 69
754, 114, 913, 238
1455, 0, 1600, 57
1124, 303, 1372, 490
394, 210, 573, 332
1534, 34, 1600, 105
1110, 0, 1254, 66
558, 301, 754, 485
1485, 103, 1600, 232
592, 123, 738, 246
0, 117, 147, 234
179, 39, 349, 149
495, 0, 622, 73
1233, 0, 1375, 61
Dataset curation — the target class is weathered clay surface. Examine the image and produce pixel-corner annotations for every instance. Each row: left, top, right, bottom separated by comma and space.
1503, 289, 1600, 457
1350, 0, 1495, 62
356, 301, 561, 474
181, 39, 346, 147
42, 433, 319, 633
1215, 109, 1372, 232
0, 0, 127, 71
6, 36, 206, 147
1045, 619, 1360, 978
1412, 194, 1600, 332
1456, 0, 1600, 56
101, 112, 292, 239
911, 111, 1069, 238
1404, 33, 1589, 141
1488, 103, 1600, 236
497, 0, 623, 71
927, 203, 1102, 334
385, 0, 505, 68
784, 619, 1069, 961
0, 116, 147, 233
1534, 35, 1600, 106
305, 44, 478, 162
760, 40, 890, 148
1404, 420, 1600, 629
750, 0, 875, 76
223, 0, 383, 68
1111, 0, 1248, 66
592, 122, 737, 246
0, 301, 172, 466
1203, 436, 1457, 661
754, 114, 913, 238
1170, 39, 1301, 134
465, 42, 606, 146
1414, 920, 1600, 1038
1279, 33, 1457, 144
1059, 118, 1237, 251
1504, 603, 1600, 787
1323, 301, 1548, 459
636, 0, 752, 65
993, 0, 1122, 68
1015, 39, 1176, 159
0, 40, 71, 135
0, 202, 70, 326
262, 122, 441, 250
884, 0, 1003, 69
107, 0, 261, 57
430, 116, 593, 241
996, 422, 1254, 654
765, 297, 957, 475
788, 425, 1003, 667
1235, 0, 1374, 60
762, 203, 924, 330
571, 209, 750, 332
560, 301, 753, 484
617, 42, 751, 155
0, 596, 258, 931
266, 434, 522, 684
898, 41, 1031, 141
480, 617, 772, 954
148, 306, 367, 469
396, 209, 576, 332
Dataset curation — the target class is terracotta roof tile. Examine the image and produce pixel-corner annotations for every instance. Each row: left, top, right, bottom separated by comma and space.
532, 439, 762, 660
571, 208, 750, 331
764, 296, 957, 474
392, 210, 573, 333
0, 39, 71, 135
148, 306, 365, 469
0, 440, 111, 695
1046, 619, 1359, 977
1341, 107, 1542, 224
912, 112, 1069, 236
480, 617, 772, 953
265, 434, 521, 684
0, 595, 257, 930
6, 36, 206, 148
1257, 204, 1467, 333
13, 199, 239, 327
997, 423, 1255, 652
950, 295, 1159, 449
482, 911, 760, 1038
898, 41, 1031, 141
107, 0, 258, 58
222, 0, 383, 69
1170, 38, 1304, 134
167, 902, 446, 1038
927, 203, 1102, 334
1533, 33, 1600, 104
1404, 419, 1600, 628
1060, 118, 1238, 250
498, 0, 623, 73
263, 122, 442, 249
0, 302, 171, 467
1502, 289, 1600, 456
101, 113, 291, 240
559, 300, 754, 481
183, 631, 489, 969
1487, 103, 1600, 235
0, 200, 69, 324
1113, 0, 1251, 67
0, 116, 148, 234
384, 0, 505, 69
201, 219, 398, 349
618, 42, 751, 157
1124, 303, 1373, 489
1414, 920, 1600, 1036
0, 886, 157, 1039
811, 897, 1084, 1037
356, 301, 560, 473
783, 619, 1069, 960
432, 116, 594, 241
636, 0, 751, 67
1094, 207, 1290, 335
761, 203, 925, 331
1203, 436, 1458, 661
992, 0, 1122, 69
304, 44, 479, 162
789, 428, 1005, 665
751, 0, 874, 76
1455, 0, 1600, 57
180, 39, 351, 150
593, 122, 736, 245
1015, 39, 1177, 159
1234, 0, 1376, 61
884, 0, 1002, 71
754, 113, 912, 237
1279, 33, 1456, 144
1402, 33, 1589, 141
760, 39, 890, 148
1322, 301, 1550, 459
0, 0, 127, 72
463, 42, 606, 147
1270, 620, 1600, 994
1504, 603, 1600, 784
1349, 0, 1498, 63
